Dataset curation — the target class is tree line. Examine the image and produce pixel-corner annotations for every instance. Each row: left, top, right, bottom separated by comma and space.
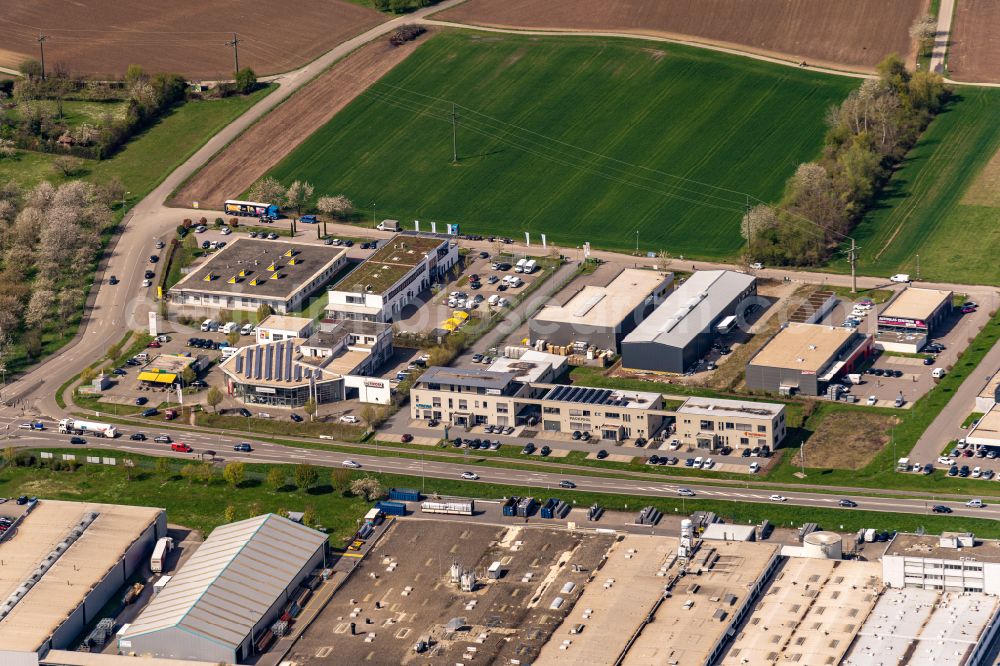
743, 55, 948, 266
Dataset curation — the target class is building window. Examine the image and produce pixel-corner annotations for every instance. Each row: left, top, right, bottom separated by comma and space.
757, 425, 766, 433
699, 420, 715, 431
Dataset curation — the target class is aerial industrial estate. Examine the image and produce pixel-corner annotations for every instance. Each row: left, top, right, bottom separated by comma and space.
2, 0, 1000, 665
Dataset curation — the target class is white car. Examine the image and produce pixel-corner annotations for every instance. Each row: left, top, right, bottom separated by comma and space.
749, 262, 763, 270
461, 471, 480, 480
967, 499, 984, 508
749, 462, 761, 473
220, 226, 232, 235
890, 273, 910, 283
937, 456, 954, 465
17, 423, 33, 430
769, 494, 787, 502
703, 458, 715, 469
342, 460, 362, 469
257, 412, 272, 419
867, 395, 877, 405
339, 415, 359, 424
677, 488, 696, 497
142, 279, 152, 287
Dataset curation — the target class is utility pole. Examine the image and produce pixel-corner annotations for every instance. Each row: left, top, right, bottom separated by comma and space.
848, 238, 859, 294
916, 254, 921, 281
37, 34, 48, 80
449, 103, 459, 164
635, 229, 639, 256
226, 33, 241, 74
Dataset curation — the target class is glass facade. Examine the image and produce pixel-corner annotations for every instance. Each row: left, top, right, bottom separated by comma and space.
231, 379, 342, 407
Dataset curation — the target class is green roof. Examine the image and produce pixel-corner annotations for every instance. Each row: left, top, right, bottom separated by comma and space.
331, 235, 446, 295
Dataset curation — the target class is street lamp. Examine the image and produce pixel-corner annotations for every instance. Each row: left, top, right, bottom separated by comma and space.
122, 191, 131, 210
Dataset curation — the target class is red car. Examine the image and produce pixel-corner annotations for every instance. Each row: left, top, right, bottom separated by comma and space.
171, 443, 192, 453
961, 306, 977, 314
148, 340, 162, 348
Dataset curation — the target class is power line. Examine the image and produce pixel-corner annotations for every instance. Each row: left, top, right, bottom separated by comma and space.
226, 33, 242, 74
37, 33, 47, 80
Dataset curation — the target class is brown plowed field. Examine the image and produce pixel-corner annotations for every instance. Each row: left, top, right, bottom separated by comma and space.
0, 0, 384, 80
169, 35, 427, 210
439, 0, 926, 71
949, 0, 1000, 83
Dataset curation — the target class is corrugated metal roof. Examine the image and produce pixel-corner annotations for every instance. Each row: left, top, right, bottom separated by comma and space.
623, 270, 755, 348
121, 514, 325, 649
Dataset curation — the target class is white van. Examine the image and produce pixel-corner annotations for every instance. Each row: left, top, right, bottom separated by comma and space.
890, 273, 911, 283
488, 294, 500, 306
222, 322, 238, 334
694, 456, 704, 468
514, 258, 528, 273
240, 323, 253, 336
200, 319, 213, 332
932, 367, 947, 379
221, 346, 240, 360
523, 259, 537, 274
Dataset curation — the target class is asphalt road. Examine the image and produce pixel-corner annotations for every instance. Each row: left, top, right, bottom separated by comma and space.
7, 416, 995, 523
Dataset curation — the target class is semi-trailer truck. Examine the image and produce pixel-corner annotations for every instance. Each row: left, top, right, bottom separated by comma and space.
224, 199, 280, 219
150, 537, 174, 573
59, 418, 118, 438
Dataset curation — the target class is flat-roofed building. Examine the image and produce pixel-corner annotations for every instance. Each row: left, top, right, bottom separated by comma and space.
621, 270, 757, 373
529, 268, 672, 351
0, 500, 166, 658
219, 319, 392, 407
876, 287, 953, 352
674, 396, 786, 451
325, 234, 458, 323
967, 404, 1000, 450
169, 239, 348, 314
746, 322, 873, 395
118, 514, 326, 663
487, 350, 568, 384
883, 532, 1000, 594
976, 372, 1000, 413
255, 314, 314, 343
137, 353, 206, 387
843, 587, 1000, 666
411, 366, 786, 447
721, 557, 882, 665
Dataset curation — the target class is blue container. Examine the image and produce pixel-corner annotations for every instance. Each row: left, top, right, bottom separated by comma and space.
389, 488, 422, 502
376, 501, 407, 516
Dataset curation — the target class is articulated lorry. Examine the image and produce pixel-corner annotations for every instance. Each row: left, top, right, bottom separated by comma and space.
58, 418, 118, 438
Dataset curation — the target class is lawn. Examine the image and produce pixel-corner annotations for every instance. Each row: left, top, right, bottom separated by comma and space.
267, 31, 854, 258
800, 410, 899, 470
843, 86, 1000, 284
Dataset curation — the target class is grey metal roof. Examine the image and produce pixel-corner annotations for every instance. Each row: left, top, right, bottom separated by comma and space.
623, 270, 755, 349
417, 366, 517, 391
121, 514, 326, 650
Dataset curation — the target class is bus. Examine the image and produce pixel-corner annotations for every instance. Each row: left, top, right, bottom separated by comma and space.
224, 199, 280, 219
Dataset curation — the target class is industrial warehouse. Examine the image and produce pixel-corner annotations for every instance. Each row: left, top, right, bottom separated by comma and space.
0, 500, 166, 658
620, 270, 757, 373
118, 514, 327, 663
169, 239, 349, 314
325, 234, 458, 323
219, 318, 393, 406
875, 286, 954, 352
528, 268, 673, 352
410, 365, 786, 447
745, 322, 874, 396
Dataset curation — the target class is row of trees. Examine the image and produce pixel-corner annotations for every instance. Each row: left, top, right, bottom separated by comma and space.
373, 0, 441, 13
743, 55, 948, 266
248, 176, 355, 235
0, 179, 119, 373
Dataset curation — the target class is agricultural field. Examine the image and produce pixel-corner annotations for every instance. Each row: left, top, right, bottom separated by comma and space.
846, 87, 1000, 285
948, 0, 1000, 83
438, 0, 926, 71
0, 0, 383, 80
267, 31, 855, 258
171, 36, 427, 209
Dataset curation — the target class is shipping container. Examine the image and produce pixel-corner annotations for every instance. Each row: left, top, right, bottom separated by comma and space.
364, 507, 384, 525
502, 497, 519, 517
150, 537, 173, 573
421, 500, 474, 515
488, 561, 502, 579
516, 497, 537, 518
376, 500, 407, 516
389, 487, 422, 502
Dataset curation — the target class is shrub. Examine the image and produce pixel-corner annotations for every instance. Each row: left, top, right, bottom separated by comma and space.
389, 24, 427, 46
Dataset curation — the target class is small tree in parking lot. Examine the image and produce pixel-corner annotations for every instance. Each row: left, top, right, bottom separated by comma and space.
227, 329, 240, 347
206, 386, 223, 412
180, 366, 196, 386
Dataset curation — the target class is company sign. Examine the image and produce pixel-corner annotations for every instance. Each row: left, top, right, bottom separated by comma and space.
878, 316, 927, 329
416, 403, 432, 409
365, 379, 388, 389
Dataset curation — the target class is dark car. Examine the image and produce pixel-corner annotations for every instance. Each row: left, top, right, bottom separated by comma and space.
558, 480, 576, 489
144, 270, 156, 280
479, 251, 490, 259
572, 430, 582, 440
540, 445, 551, 457
290, 412, 303, 423
596, 449, 608, 459
233, 442, 253, 452
202, 240, 211, 249
15, 495, 30, 505
948, 465, 959, 476
838, 499, 858, 507
521, 443, 536, 455
109, 275, 119, 285
960, 465, 971, 477
932, 504, 952, 513
134, 396, 148, 406
871, 368, 884, 376
741, 448, 752, 457
300, 214, 318, 223
648, 455, 660, 465
70, 436, 86, 445
141, 408, 159, 417
129, 433, 146, 441
923, 356, 935, 365
149, 255, 159, 263
401, 433, 414, 443
239, 408, 253, 418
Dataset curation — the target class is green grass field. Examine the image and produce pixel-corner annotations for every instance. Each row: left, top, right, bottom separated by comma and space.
267, 32, 854, 258
842, 86, 1000, 284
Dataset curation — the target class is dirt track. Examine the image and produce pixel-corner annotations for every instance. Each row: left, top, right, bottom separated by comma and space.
0, 0, 384, 79
438, 0, 926, 72
169, 35, 427, 210
949, 0, 1000, 83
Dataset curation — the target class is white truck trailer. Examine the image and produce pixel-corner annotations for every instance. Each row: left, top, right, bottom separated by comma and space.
58, 418, 118, 438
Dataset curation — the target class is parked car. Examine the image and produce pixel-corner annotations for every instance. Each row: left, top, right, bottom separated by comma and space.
238, 408, 253, 418
596, 449, 608, 459
401, 433, 414, 443
141, 408, 159, 417
521, 443, 536, 455
134, 397, 148, 406
540, 445, 551, 457
340, 415, 359, 424
290, 413, 303, 422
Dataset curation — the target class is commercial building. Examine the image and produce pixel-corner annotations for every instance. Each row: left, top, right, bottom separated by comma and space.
876, 287, 953, 352
118, 514, 327, 663
966, 405, 1000, 450
255, 314, 314, 343
486, 349, 568, 384
745, 322, 873, 396
787, 289, 836, 324
975, 372, 1000, 413
529, 268, 672, 351
410, 366, 786, 448
674, 396, 786, 450
325, 234, 458, 323
621, 270, 757, 373
843, 587, 1000, 666
136, 354, 207, 387
219, 319, 393, 407
721, 558, 882, 666
882, 532, 1000, 594
169, 239, 348, 314
0, 500, 165, 659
